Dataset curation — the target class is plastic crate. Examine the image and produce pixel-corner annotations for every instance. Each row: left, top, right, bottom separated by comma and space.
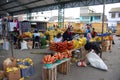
17, 62, 34, 77
21, 65, 34, 77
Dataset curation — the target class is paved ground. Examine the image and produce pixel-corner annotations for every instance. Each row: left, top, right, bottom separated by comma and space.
0, 35, 120, 80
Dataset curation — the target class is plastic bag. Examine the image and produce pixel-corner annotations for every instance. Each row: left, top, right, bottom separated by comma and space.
21, 40, 28, 50
2, 40, 10, 50
86, 50, 108, 71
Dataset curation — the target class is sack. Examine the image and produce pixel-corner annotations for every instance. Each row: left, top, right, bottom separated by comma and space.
86, 50, 108, 71
21, 40, 28, 50
27, 41, 33, 49
2, 40, 10, 50
3, 58, 17, 71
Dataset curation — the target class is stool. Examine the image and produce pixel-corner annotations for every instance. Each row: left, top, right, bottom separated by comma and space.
34, 42, 40, 48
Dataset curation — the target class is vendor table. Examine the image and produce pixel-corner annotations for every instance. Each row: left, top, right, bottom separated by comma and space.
42, 58, 71, 80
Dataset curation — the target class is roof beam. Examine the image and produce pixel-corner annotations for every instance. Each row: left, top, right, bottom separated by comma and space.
14, 0, 29, 9
0, 0, 43, 11
0, 0, 15, 7
7, 0, 120, 15
0, 6, 9, 14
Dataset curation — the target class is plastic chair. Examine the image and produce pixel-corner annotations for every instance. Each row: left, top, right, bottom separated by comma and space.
33, 36, 40, 48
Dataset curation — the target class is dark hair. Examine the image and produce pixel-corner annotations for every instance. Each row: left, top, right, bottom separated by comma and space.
14, 27, 17, 30
14, 27, 17, 29
56, 33, 61, 38
34, 30, 38, 33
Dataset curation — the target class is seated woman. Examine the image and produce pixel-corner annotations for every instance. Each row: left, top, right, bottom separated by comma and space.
54, 33, 63, 42
32, 30, 40, 48
63, 28, 72, 41
12, 27, 19, 45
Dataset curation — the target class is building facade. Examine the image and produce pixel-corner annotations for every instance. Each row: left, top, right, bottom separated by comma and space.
108, 7, 120, 31
80, 7, 106, 24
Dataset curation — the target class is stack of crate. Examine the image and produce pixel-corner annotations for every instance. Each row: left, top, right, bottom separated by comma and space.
92, 22, 108, 33
116, 23, 120, 36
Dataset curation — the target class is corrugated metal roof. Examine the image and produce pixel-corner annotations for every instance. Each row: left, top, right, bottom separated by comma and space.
0, 0, 73, 15
0, 0, 120, 16
109, 7, 120, 13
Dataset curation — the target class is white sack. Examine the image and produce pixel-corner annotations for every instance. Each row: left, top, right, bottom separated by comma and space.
86, 50, 108, 71
21, 40, 28, 50
2, 40, 10, 50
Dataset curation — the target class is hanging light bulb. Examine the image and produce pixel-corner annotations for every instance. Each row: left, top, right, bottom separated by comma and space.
6, 0, 9, 2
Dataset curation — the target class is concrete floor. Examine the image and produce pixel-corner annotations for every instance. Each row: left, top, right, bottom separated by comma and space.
0, 35, 120, 80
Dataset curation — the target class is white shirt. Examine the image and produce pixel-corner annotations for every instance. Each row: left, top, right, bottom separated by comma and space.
54, 37, 63, 42
33, 33, 40, 37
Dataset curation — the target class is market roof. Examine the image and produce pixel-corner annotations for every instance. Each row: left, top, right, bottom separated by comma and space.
0, 0, 120, 16
0, 0, 74, 15
109, 7, 120, 13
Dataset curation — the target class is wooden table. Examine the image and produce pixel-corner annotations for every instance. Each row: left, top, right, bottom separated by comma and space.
42, 58, 71, 80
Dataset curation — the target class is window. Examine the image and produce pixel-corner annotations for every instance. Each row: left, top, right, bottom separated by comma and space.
111, 13, 116, 18
94, 16, 100, 20
118, 13, 120, 17
82, 16, 89, 19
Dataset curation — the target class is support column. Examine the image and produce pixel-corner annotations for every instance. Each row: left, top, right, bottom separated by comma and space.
58, 4, 64, 28
27, 10, 32, 21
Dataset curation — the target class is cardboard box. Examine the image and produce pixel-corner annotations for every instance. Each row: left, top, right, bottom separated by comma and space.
0, 71, 5, 80
6, 68, 21, 80
3, 58, 17, 71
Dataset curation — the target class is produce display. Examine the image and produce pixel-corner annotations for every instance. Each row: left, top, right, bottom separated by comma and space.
50, 41, 73, 52
62, 50, 72, 58
89, 35, 113, 43
17, 58, 34, 68
45, 29, 64, 42
72, 37, 87, 49
6, 67, 19, 72
73, 29, 83, 33
42, 55, 56, 64
2, 58, 34, 80
19, 32, 33, 38
42, 50, 72, 64
53, 53, 64, 60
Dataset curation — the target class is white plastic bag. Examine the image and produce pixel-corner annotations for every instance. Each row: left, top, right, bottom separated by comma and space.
86, 50, 108, 71
21, 40, 28, 50
2, 40, 10, 50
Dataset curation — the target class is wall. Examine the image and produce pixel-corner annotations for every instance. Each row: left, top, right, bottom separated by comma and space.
108, 12, 120, 28
92, 22, 108, 33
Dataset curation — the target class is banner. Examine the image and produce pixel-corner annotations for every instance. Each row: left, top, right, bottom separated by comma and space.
8, 22, 17, 31
19, 22, 31, 33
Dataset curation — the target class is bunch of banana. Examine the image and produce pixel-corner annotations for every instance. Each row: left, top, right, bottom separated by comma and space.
6, 67, 19, 72
78, 37, 87, 46
39, 32, 44, 38
18, 64, 28, 69
19, 77, 25, 80
23, 58, 33, 66
90, 38, 96, 42
24, 32, 33, 38
72, 40, 79, 49
104, 36, 109, 41
95, 36, 102, 41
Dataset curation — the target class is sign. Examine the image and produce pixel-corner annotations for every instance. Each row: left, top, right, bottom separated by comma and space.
8, 22, 17, 31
